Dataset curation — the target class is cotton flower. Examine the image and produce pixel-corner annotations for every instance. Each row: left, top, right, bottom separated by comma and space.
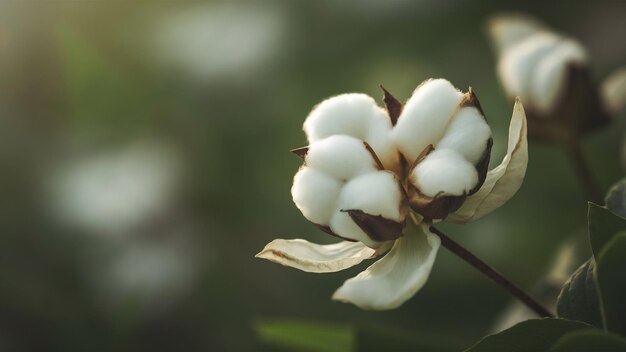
257, 79, 528, 310
487, 13, 622, 141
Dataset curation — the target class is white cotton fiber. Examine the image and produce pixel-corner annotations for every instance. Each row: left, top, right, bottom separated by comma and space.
411, 149, 478, 197
291, 167, 343, 225
392, 79, 463, 163
498, 33, 560, 100
329, 210, 376, 247
328, 171, 404, 248
530, 39, 587, 113
336, 172, 403, 222
303, 93, 389, 143
306, 135, 377, 180
436, 107, 492, 164
364, 116, 397, 170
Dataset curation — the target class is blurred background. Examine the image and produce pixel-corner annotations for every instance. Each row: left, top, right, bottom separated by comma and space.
1, 1, 625, 351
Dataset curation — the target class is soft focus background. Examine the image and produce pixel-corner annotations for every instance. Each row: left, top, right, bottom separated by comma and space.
1, 1, 626, 351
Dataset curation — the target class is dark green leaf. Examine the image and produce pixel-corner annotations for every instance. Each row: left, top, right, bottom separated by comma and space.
465, 318, 590, 352
556, 258, 603, 328
596, 232, 626, 336
605, 178, 626, 218
356, 325, 459, 352
548, 329, 626, 352
255, 319, 353, 352
588, 203, 626, 259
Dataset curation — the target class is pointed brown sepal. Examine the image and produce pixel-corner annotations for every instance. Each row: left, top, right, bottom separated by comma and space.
342, 209, 404, 242
460, 87, 486, 117
408, 187, 467, 222
469, 137, 493, 195
380, 85, 403, 126
363, 142, 385, 170
290, 146, 309, 160
312, 223, 358, 242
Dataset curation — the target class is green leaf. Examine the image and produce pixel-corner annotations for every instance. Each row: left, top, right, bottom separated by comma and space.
596, 232, 626, 336
548, 329, 626, 352
588, 203, 626, 259
255, 319, 354, 352
465, 318, 590, 352
605, 178, 626, 218
356, 325, 459, 352
556, 258, 603, 328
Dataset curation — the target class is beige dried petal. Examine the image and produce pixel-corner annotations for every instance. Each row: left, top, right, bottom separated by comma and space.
331, 223, 440, 310
255, 238, 376, 273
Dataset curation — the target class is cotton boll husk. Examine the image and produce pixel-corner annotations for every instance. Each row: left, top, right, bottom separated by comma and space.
337, 172, 403, 222
498, 33, 561, 100
292, 167, 343, 225
412, 149, 478, 197
488, 14, 546, 54
306, 135, 378, 180
393, 79, 464, 162
436, 107, 491, 165
530, 39, 588, 113
303, 94, 388, 143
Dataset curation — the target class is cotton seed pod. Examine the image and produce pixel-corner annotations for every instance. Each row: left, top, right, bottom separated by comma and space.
289, 79, 524, 246
487, 13, 610, 142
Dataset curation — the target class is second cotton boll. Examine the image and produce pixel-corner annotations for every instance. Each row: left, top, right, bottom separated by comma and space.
489, 14, 587, 115
486, 13, 626, 141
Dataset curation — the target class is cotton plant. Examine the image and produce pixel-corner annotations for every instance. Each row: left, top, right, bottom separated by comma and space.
487, 13, 626, 203
256, 79, 531, 310
487, 13, 626, 143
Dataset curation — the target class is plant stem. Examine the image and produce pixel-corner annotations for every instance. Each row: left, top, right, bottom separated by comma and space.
429, 226, 554, 318
564, 139, 603, 204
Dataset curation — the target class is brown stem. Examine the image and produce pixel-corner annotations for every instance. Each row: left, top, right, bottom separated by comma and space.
564, 139, 603, 204
429, 226, 554, 318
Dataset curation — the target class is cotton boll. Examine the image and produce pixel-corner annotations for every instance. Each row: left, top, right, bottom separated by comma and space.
153, 4, 285, 82
530, 40, 588, 113
436, 107, 492, 164
498, 33, 560, 101
488, 14, 546, 54
306, 135, 378, 180
336, 172, 403, 222
291, 167, 343, 225
393, 79, 463, 163
412, 149, 478, 197
303, 94, 389, 143
49, 143, 181, 236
